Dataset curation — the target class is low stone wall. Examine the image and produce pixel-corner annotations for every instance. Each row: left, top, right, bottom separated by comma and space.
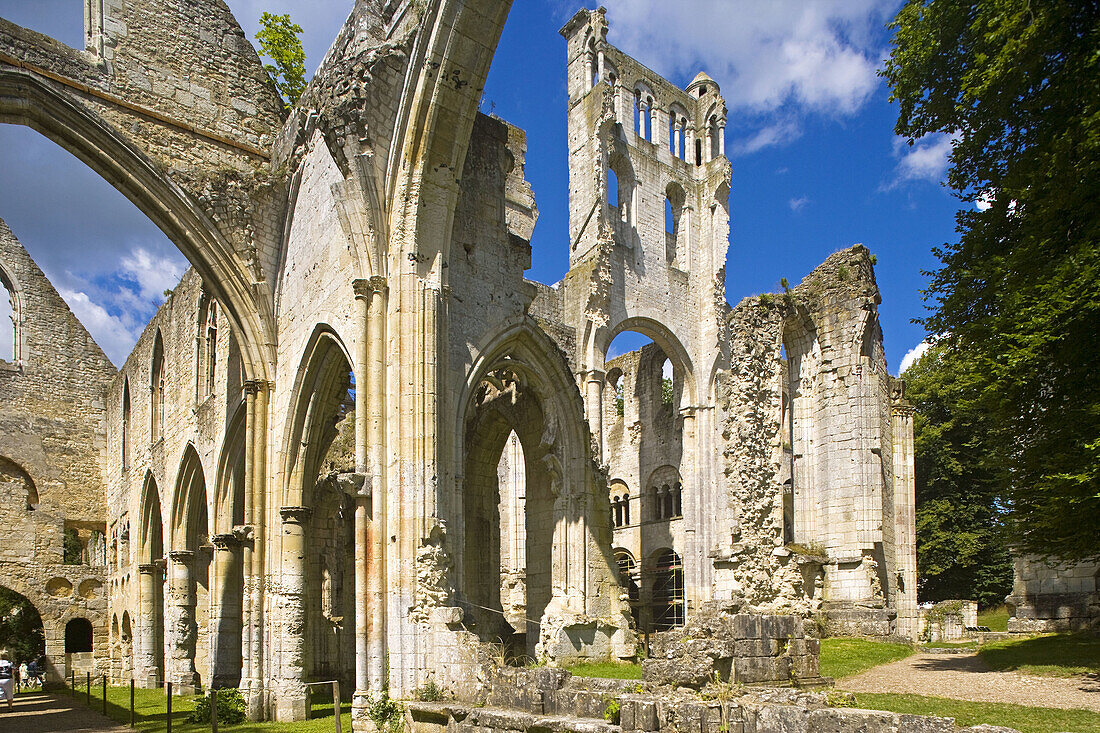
643, 606, 822, 687
409, 679, 1020, 733
1007, 555, 1099, 634
918, 600, 978, 642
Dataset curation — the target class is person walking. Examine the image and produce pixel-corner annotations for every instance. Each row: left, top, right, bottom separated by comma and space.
18, 661, 28, 692
27, 659, 39, 689
0, 650, 14, 710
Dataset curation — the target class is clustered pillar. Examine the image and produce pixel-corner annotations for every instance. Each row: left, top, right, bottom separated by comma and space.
165, 550, 197, 692
351, 276, 387, 730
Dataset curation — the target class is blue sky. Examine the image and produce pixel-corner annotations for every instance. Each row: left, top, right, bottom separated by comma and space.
0, 0, 960, 372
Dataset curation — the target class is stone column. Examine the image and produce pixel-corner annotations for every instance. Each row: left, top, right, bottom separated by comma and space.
210, 533, 242, 687
365, 276, 387, 695
686, 127, 696, 164
891, 403, 918, 639
679, 407, 701, 608
351, 280, 371, 721
165, 550, 198, 693
240, 381, 257, 705
673, 120, 683, 159
274, 507, 311, 721
136, 563, 160, 688
585, 370, 605, 460
717, 120, 726, 157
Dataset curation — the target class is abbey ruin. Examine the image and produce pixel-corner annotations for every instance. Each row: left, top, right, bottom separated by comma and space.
0, 0, 946, 725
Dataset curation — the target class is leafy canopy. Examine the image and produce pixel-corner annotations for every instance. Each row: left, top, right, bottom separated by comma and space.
904, 342, 1013, 606
255, 12, 306, 109
883, 0, 1100, 562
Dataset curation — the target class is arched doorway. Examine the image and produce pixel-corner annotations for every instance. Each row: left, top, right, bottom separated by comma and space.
0, 585, 45, 669
136, 473, 164, 688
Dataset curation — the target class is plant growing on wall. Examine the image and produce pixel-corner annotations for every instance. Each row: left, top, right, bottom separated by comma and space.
256, 12, 306, 109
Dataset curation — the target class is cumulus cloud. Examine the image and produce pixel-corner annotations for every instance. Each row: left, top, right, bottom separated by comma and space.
789, 196, 810, 212
730, 117, 802, 155
58, 289, 139, 367
119, 248, 186, 301
597, 0, 896, 142
889, 132, 956, 187
898, 339, 931, 374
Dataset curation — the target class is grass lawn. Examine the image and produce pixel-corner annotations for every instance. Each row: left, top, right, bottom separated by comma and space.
977, 605, 1010, 632
979, 633, 1100, 677
58, 684, 351, 733
566, 660, 643, 679
819, 638, 913, 679
853, 692, 1100, 733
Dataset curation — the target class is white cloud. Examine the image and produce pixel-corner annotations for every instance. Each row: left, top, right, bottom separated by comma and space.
890, 132, 955, 187
600, 0, 895, 115
730, 117, 802, 155
898, 339, 930, 374
789, 196, 810, 212
58, 289, 140, 367
119, 248, 186, 301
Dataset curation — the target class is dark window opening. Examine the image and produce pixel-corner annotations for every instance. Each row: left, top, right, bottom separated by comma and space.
65, 618, 94, 653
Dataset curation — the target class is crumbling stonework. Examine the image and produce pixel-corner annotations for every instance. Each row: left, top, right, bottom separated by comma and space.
0, 219, 113, 683
1, 1, 917, 725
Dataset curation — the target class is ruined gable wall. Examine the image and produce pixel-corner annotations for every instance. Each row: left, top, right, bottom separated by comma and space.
0, 218, 115, 531
0, 218, 113, 679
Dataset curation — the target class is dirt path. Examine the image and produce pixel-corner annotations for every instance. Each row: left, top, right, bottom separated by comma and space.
838, 651, 1100, 712
0, 691, 130, 732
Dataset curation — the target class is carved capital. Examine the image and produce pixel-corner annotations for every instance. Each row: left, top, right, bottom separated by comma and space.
584, 369, 606, 383
168, 550, 195, 564
211, 533, 239, 550
353, 276, 387, 300
280, 506, 313, 525
232, 524, 254, 543
137, 563, 159, 576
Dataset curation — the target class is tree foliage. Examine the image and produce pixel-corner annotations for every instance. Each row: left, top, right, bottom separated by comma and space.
904, 343, 1013, 606
883, 0, 1100, 562
0, 586, 45, 664
255, 12, 306, 109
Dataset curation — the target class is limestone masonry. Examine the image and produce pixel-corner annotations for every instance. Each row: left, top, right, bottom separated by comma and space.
0, 1, 935, 725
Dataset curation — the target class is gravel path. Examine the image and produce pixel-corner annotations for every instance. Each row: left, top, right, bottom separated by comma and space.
0, 691, 129, 732
838, 651, 1100, 712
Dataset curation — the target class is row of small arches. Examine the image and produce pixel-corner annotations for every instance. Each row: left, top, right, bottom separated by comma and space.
609, 477, 683, 528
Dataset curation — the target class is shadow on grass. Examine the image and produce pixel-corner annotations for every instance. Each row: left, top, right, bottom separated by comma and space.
979, 633, 1100, 676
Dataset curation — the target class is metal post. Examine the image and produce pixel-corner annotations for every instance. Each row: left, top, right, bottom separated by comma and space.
130, 679, 135, 727
86, 672, 91, 706
166, 682, 172, 733
211, 690, 219, 733
70, 669, 74, 695
333, 680, 342, 733
102, 675, 107, 715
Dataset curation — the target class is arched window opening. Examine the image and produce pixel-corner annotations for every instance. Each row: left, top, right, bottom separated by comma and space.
150, 332, 164, 441
121, 380, 131, 472
649, 549, 684, 631
205, 300, 218, 397
607, 167, 619, 215
65, 618, 94, 653
634, 90, 653, 142
607, 370, 625, 418
609, 480, 630, 528
615, 549, 640, 626
645, 96, 653, 141
660, 357, 674, 406
664, 183, 686, 267
0, 455, 38, 510
0, 268, 16, 363
607, 155, 634, 240
783, 324, 821, 546
695, 138, 702, 166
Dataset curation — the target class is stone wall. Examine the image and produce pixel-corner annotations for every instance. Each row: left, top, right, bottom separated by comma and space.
1007, 555, 1099, 633
0, 218, 113, 682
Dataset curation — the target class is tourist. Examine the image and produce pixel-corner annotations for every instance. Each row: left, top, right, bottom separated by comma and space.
0, 650, 14, 710
17, 662, 28, 691
27, 660, 40, 688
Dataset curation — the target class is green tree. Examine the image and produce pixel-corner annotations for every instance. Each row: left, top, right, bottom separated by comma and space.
255, 12, 306, 109
904, 342, 1013, 606
0, 586, 45, 664
883, 0, 1100, 562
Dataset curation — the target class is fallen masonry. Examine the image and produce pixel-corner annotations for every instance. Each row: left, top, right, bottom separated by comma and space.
408, 667, 1023, 733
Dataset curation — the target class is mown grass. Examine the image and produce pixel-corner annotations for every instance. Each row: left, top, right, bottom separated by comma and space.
565, 660, 643, 679
853, 692, 1100, 733
979, 633, 1100, 677
818, 637, 913, 679
55, 683, 351, 733
976, 604, 1010, 632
